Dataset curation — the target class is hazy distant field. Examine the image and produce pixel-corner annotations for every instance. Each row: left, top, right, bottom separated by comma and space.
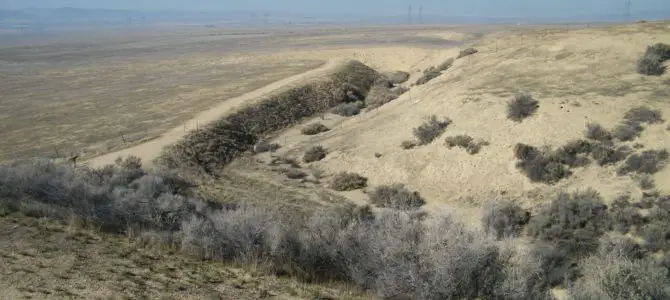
0, 25, 467, 161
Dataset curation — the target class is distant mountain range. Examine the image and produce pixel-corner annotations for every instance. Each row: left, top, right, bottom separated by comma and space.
0, 7, 668, 33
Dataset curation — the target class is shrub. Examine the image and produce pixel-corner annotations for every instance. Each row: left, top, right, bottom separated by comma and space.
514, 143, 572, 184
415, 67, 442, 85
609, 195, 647, 234
481, 200, 531, 239
301, 123, 330, 135
590, 143, 631, 166
457, 47, 478, 59
158, 61, 382, 172
507, 93, 539, 122
437, 58, 454, 71
254, 141, 281, 153
444, 134, 489, 155
332, 101, 365, 117
624, 106, 664, 124
612, 120, 644, 141
647, 42, 670, 61
368, 184, 426, 210
386, 71, 410, 84
527, 189, 611, 256
584, 123, 612, 142
365, 83, 407, 110
530, 242, 578, 288
552, 139, 593, 167
285, 169, 308, 179
637, 53, 666, 75
303, 146, 327, 163
401, 140, 417, 150
617, 149, 669, 175
413, 115, 452, 145
637, 43, 670, 76
330, 172, 368, 191
567, 247, 670, 300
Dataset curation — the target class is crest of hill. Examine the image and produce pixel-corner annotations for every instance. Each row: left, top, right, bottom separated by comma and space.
284, 21, 670, 211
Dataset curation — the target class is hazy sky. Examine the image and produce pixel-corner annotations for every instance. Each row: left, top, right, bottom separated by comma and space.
2, 0, 668, 17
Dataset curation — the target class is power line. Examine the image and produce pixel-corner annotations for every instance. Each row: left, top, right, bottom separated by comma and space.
419, 5, 423, 24
624, 0, 632, 17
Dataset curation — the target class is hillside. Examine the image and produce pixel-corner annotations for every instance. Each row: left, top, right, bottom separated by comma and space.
2, 21, 670, 300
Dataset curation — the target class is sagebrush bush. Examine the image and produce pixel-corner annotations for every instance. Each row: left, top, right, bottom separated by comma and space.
637, 53, 666, 75
584, 123, 612, 142
332, 101, 365, 117
457, 47, 478, 58
330, 172, 368, 191
507, 93, 539, 122
0, 158, 557, 299
437, 58, 455, 71
413, 115, 452, 145
514, 143, 573, 184
482, 200, 531, 239
624, 106, 664, 124
368, 184, 426, 210
526, 189, 612, 271
637, 43, 670, 76
254, 141, 281, 153
415, 67, 442, 85
303, 146, 327, 163
609, 196, 647, 234
365, 83, 407, 110
401, 140, 417, 150
590, 143, 631, 166
552, 139, 593, 167
386, 71, 410, 84
567, 247, 670, 300
617, 149, 669, 175
158, 61, 381, 172
285, 169, 308, 179
444, 134, 489, 155
612, 120, 644, 142
301, 123, 330, 135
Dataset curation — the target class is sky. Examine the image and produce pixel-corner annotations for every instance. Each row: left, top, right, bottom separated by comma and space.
1, 0, 668, 17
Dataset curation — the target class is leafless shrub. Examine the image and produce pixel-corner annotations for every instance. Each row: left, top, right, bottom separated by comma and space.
330, 172, 368, 191
286, 169, 308, 179
301, 123, 330, 135
617, 149, 669, 175
457, 47, 478, 59
445, 134, 490, 154
368, 184, 425, 210
624, 106, 664, 124
413, 115, 452, 145
507, 93, 539, 122
303, 146, 327, 163
401, 140, 417, 150
584, 123, 612, 142
332, 101, 365, 117
482, 200, 530, 239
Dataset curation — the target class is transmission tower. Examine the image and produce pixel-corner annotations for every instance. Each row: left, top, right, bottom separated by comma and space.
624, 0, 632, 17
408, 5, 413, 24
264, 12, 269, 24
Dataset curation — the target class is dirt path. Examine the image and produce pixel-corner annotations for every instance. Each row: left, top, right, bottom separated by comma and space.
85, 58, 343, 169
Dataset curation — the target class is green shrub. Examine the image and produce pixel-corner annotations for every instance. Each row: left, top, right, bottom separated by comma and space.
330, 172, 368, 191
507, 93, 539, 122
303, 146, 327, 163
609, 196, 647, 234
301, 123, 330, 135
368, 184, 425, 210
413, 115, 452, 145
